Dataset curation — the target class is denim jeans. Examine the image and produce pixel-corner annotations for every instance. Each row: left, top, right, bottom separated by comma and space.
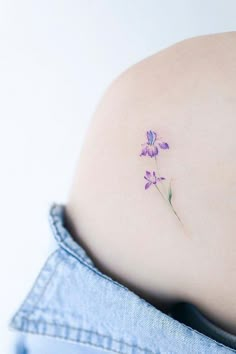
9, 203, 236, 354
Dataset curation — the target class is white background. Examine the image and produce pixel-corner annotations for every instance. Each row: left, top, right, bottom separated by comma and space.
0, 1, 235, 352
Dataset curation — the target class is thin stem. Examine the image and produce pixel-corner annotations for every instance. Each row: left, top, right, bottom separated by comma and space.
153, 156, 185, 230
155, 183, 183, 227
154, 156, 168, 195
154, 184, 166, 201
169, 203, 184, 226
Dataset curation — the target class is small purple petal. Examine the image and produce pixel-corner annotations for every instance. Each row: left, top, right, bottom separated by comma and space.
147, 130, 157, 145
140, 145, 148, 156
147, 145, 158, 157
159, 142, 169, 149
145, 182, 152, 189
145, 171, 151, 178
156, 177, 165, 182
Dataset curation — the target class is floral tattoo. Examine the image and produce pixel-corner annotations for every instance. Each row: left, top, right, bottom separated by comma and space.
139, 130, 183, 225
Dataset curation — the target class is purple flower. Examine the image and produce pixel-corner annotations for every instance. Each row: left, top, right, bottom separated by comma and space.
140, 130, 169, 158
144, 170, 165, 190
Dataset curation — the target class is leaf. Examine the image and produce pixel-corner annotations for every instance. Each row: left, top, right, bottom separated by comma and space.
168, 181, 173, 204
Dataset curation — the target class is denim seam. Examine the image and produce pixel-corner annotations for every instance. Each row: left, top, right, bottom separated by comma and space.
49, 202, 177, 341
11, 247, 236, 353
10, 250, 63, 322
61, 249, 236, 353
49, 204, 157, 305
11, 318, 156, 354
49, 203, 93, 265
29, 256, 64, 319
51, 225, 94, 266
11, 203, 236, 354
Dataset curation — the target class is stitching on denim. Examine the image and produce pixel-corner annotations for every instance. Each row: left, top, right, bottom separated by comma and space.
49, 204, 102, 264
49, 204, 92, 265
51, 227, 91, 265
13, 244, 236, 353
56, 252, 236, 352
50, 202, 173, 322
15, 318, 156, 354
16, 314, 236, 354
12, 203, 236, 354
27, 255, 64, 319
27, 255, 64, 320
59, 248, 236, 352
11, 250, 63, 321
49, 204, 155, 303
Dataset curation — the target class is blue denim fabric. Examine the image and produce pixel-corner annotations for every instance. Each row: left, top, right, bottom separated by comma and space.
9, 203, 236, 354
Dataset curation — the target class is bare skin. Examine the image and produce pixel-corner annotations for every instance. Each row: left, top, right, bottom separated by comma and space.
65, 32, 236, 335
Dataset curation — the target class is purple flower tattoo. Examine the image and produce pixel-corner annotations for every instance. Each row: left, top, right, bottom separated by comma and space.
139, 130, 183, 226
140, 130, 169, 158
144, 171, 165, 190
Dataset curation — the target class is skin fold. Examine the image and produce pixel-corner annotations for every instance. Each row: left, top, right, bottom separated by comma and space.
65, 32, 236, 335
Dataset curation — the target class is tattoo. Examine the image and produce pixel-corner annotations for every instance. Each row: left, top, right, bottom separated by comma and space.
139, 130, 183, 226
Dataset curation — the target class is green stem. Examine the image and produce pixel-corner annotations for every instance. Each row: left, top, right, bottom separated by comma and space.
154, 156, 167, 195
155, 183, 183, 227
154, 184, 166, 201
169, 202, 184, 226
154, 157, 184, 227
